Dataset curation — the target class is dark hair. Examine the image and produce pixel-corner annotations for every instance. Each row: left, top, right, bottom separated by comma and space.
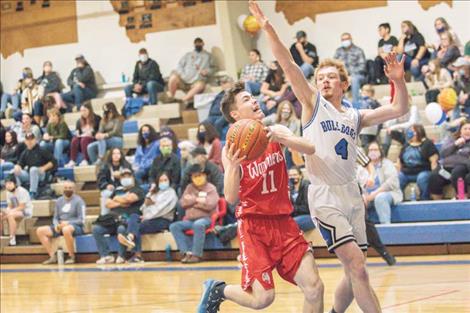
159, 126, 179, 152
220, 81, 245, 123
198, 121, 219, 144
250, 49, 262, 61
154, 171, 172, 192
105, 147, 126, 166
454, 119, 470, 140
378, 23, 391, 32
139, 48, 148, 54
194, 37, 203, 44
138, 124, 158, 147
402, 20, 418, 35
41, 95, 56, 118
5, 130, 18, 146
411, 124, 427, 142
435, 17, 450, 30
79, 101, 97, 130
269, 61, 285, 91
366, 141, 384, 160
188, 163, 207, 176
102, 102, 122, 123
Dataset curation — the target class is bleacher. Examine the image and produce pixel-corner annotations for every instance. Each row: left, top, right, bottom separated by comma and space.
1, 81, 469, 262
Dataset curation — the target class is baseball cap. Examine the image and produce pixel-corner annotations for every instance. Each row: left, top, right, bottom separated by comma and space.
191, 146, 207, 157
120, 168, 133, 176
295, 30, 306, 39
24, 132, 35, 140
75, 54, 85, 60
452, 57, 470, 67
188, 164, 206, 176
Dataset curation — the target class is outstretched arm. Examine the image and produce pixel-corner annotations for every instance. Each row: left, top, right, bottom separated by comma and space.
249, 0, 317, 119
266, 124, 315, 155
360, 52, 409, 128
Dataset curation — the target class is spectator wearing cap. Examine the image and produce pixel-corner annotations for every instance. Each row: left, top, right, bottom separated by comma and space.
181, 146, 224, 195
61, 54, 98, 110
1, 176, 33, 246
290, 30, 319, 78
169, 164, 219, 263
124, 48, 164, 105
334, 32, 366, 105
149, 136, 181, 190
93, 168, 145, 264
36, 180, 85, 265
13, 132, 57, 199
452, 57, 470, 116
163, 37, 216, 105
240, 49, 269, 95
202, 75, 232, 138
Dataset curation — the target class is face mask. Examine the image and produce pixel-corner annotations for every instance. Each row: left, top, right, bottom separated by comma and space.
368, 151, 381, 161
436, 26, 446, 33
341, 40, 352, 48
139, 54, 148, 63
159, 182, 170, 190
197, 132, 206, 142
120, 177, 134, 188
22, 73, 28, 79
160, 146, 172, 156
63, 190, 74, 198
406, 129, 415, 141
195, 45, 203, 52
142, 132, 150, 140
281, 112, 290, 119
192, 175, 206, 187
289, 178, 299, 185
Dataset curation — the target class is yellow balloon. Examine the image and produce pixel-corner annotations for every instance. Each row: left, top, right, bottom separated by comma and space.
438, 88, 457, 112
243, 15, 261, 34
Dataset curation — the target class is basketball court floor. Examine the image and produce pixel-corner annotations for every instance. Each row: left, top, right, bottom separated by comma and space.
1, 255, 469, 312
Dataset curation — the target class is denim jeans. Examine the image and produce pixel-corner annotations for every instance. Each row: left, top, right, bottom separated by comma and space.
87, 137, 123, 163
61, 85, 97, 110
40, 139, 70, 167
0, 162, 15, 182
350, 74, 365, 106
0, 93, 20, 113
15, 167, 46, 193
134, 167, 150, 184
244, 81, 262, 96
134, 217, 171, 253
92, 224, 117, 258
373, 192, 394, 224
169, 217, 211, 257
124, 80, 164, 105
293, 215, 315, 232
117, 213, 141, 257
399, 171, 431, 200
403, 55, 430, 80
300, 62, 315, 78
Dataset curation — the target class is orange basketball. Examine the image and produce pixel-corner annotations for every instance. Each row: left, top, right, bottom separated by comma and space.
226, 119, 268, 161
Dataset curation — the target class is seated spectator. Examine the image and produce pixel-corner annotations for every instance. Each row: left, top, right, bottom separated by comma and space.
288, 167, 314, 232
97, 148, 132, 215
197, 122, 222, 169
1, 176, 33, 246
0, 130, 20, 183
33, 61, 64, 124
397, 20, 430, 80
203, 75, 232, 137
159, 126, 180, 156
452, 57, 470, 116
169, 164, 219, 263
240, 49, 269, 95
375, 23, 398, 84
181, 146, 224, 195
178, 140, 196, 177
422, 59, 453, 104
66, 102, 101, 167
61, 54, 98, 110
429, 120, 470, 199
290, 30, 319, 78
40, 109, 71, 167
396, 124, 439, 200
259, 61, 289, 115
93, 168, 145, 264
262, 100, 300, 136
363, 142, 403, 224
149, 136, 181, 190
164, 37, 215, 105
435, 31, 461, 71
10, 113, 42, 144
124, 48, 164, 105
0, 67, 32, 119
357, 85, 381, 147
334, 32, 366, 105
16, 73, 40, 122
131, 172, 178, 262
133, 124, 160, 183
87, 102, 123, 164
13, 132, 57, 199
433, 17, 463, 54
36, 181, 85, 265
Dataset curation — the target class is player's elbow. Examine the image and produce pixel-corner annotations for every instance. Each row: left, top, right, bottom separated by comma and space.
304, 144, 316, 156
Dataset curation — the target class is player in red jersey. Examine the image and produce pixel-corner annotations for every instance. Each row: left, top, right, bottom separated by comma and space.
197, 82, 324, 313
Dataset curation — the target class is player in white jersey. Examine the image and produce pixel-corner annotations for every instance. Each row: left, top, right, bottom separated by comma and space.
250, 1, 409, 312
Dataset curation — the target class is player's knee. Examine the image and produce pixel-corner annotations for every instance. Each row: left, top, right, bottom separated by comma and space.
303, 277, 324, 304
252, 291, 275, 310
347, 257, 369, 282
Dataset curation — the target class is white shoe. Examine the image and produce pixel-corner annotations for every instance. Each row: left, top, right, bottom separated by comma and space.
9, 237, 16, 246
115, 256, 126, 264
65, 160, 76, 168
96, 255, 115, 264
79, 159, 89, 166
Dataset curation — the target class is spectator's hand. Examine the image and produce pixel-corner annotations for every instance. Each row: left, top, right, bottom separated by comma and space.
266, 99, 277, 111
112, 171, 120, 179
133, 83, 143, 93
106, 184, 114, 191
43, 133, 51, 141
453, 71, 460, 80
14, 165, 22, 175
455, 137, 466, 147
384, 52, 405, 82
55, 224, 62, 233
95, 133, 105, 140
366, 178, 375, 188
295, 42, 304, 52
411, 58, 419, 68
421, 65, 429, 75
39, 167, 46, 174
249, 0, 268, 29
78, 82, 85, 89
200, 69, 209, 77
222, 144, 246, 169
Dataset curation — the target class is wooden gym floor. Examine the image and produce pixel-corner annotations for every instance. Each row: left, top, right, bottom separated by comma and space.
1, 255, 469, 313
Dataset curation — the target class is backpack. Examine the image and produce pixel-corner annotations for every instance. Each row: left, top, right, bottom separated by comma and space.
122, 97, 146, 118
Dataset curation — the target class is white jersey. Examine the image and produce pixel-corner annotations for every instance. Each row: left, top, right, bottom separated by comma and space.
302, 93, 361, 186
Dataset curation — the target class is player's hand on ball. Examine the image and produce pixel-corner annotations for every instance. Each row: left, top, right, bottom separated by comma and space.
265, 124, 293, 143
222, 144, 246, 167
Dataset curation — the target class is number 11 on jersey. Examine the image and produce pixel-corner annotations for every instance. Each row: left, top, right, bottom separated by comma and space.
261, 170, 278, 195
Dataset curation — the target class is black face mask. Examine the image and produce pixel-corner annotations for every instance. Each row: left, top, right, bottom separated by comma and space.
7, 186, 16, 192
289, 178, 299, 185
195, 45, 203, 52
63, 190, 74, 198
197, 132, 206, 143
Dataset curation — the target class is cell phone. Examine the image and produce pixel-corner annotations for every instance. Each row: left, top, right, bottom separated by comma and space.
438, 168, 452, 180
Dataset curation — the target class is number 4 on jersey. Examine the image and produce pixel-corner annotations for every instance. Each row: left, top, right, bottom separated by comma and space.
335, 138, 348, 160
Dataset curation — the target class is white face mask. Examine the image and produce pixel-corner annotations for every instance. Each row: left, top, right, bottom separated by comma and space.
281, 111, 290, 119
341, 40, 352, 48
139, 54, 148, 63
120, 177, 134, 188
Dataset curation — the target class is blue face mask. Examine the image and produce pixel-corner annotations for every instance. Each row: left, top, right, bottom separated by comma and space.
22, 73, 28, 79
436, 26, 446, 33
159, 182, 170, 190
406, 129, 415, 141
142, 132, 150, 140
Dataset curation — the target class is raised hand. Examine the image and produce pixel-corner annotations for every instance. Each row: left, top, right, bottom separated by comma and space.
384, 52, 405, 82
222, 144, 246, 168
248, 0, 268, 28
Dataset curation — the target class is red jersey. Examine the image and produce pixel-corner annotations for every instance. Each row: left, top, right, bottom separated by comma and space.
236, 142, 293, 218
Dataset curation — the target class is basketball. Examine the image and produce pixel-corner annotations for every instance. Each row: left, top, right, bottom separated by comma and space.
226, 119, 268, 161
438, 87, 457, 112
243, 15, 261, 34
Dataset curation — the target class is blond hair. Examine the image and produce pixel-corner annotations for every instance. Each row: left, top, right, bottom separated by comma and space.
314, 58, 350, 84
